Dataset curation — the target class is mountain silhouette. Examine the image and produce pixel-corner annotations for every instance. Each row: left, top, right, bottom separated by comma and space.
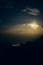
22, 35, 43, 48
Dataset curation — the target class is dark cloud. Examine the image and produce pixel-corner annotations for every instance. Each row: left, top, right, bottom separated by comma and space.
0, 0, 16, 8
22, 7, 40, 16
5, 5, 14, 8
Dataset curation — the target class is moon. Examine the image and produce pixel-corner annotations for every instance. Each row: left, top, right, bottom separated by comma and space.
27, 20, 39, 29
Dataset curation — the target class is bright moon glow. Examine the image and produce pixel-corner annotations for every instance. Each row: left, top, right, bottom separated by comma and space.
3, 20, 43, 37
28, 21, 39, 29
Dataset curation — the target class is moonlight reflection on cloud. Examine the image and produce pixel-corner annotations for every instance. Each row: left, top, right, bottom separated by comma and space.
3, 20, 43, 38
27, 20, 39, 29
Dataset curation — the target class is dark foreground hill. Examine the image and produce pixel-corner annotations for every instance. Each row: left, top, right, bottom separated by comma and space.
0, 35, 43, 48
0, 35, 43, 59
20, 35, 43, 48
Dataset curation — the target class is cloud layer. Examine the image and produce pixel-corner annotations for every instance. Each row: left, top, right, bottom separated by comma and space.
22, 7, 40, 15
3, 20, 43, 37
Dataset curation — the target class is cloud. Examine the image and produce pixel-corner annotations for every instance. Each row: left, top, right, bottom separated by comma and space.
4, 1, 15, 8
5, 5, 14, 8
12, 44, 20, 46
3, 21, 43, 36
21, 7, 40, 15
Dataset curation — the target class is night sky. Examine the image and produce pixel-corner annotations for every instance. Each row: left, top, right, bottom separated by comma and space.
0, 0, 43, 62
0, 0, 43, 46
